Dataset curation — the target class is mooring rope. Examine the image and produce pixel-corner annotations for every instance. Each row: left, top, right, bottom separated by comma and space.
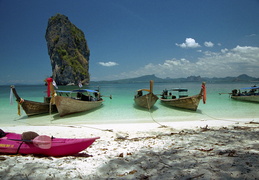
146, 95, 167, 128
202, 112, 248, 123
54, 124, 114, 132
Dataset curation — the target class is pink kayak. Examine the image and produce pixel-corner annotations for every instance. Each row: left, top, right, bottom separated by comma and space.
0, 132, 99, 157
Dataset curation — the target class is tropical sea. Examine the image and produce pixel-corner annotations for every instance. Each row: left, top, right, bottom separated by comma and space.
0, 82, 258, 127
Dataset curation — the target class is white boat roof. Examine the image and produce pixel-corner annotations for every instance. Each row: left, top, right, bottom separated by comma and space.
166, 88, 188, 92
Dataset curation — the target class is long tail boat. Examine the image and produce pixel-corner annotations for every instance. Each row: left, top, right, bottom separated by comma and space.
134, 80, 158, 109
230, 85, 259, 103
160, 82, 206, 111
53, 88, 104, 117
0, 131, 99, 157
10, 85, 57, 116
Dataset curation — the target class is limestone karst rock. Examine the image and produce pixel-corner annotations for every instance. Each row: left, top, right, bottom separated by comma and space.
45, 14, 90, 85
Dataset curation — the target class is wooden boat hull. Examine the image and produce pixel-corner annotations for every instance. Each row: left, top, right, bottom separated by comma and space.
160, 94, 202, 111
0, 132, 99, 157
55, 96, 103, 117
21, 99, 57, 116
231, 95, 259, 103
134, 93, 158, 109
10, 86, 57, 116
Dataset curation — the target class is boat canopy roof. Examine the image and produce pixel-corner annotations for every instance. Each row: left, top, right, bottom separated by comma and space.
56, 89, 98, 93
167, 88, 188, 92
240, 86, 259, 90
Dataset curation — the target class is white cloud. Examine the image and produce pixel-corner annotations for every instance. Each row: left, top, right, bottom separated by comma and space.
118, 45, 259, 79
221, 48, 228, 53
176, 38, 201, 48
232, 45, 258, 53
98, 61, 119, 67
246, 34, 256, 37
204, 41, 214, 47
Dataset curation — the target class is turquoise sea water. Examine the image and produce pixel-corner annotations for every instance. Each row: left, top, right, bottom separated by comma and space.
0, 82, 258, 127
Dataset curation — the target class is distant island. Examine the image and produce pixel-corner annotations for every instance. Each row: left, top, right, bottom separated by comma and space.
90, 74, 259, 84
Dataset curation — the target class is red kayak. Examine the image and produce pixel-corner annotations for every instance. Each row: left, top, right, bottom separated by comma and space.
0, 132, 99, 157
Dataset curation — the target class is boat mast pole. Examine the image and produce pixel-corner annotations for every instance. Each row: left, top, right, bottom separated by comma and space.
150, 80, 154, 93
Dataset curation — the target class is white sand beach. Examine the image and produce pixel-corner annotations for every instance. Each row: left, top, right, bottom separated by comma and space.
1, 118, 259, 180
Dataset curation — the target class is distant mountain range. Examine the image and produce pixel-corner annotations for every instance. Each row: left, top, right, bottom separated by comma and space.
91, 74, 259, 84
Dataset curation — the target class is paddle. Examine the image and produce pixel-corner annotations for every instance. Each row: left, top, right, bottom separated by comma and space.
8, 135, 52, 149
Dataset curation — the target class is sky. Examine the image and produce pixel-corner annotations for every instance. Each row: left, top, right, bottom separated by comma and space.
0, 0, 259, 84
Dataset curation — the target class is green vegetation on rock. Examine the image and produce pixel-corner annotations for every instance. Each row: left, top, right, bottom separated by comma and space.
57, 47, 87, 76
